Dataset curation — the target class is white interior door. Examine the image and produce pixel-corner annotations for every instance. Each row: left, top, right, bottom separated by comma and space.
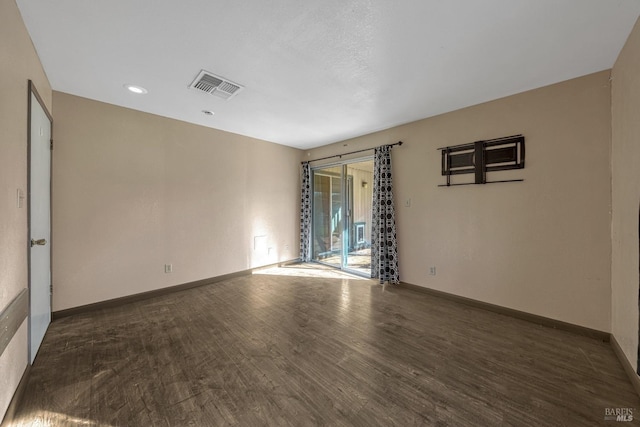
29, 89, 52, 363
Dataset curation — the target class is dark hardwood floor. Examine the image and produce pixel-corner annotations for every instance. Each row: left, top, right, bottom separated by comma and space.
10, 264, 640, 426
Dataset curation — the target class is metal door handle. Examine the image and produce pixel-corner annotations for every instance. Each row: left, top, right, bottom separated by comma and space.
31, 238, 47, 247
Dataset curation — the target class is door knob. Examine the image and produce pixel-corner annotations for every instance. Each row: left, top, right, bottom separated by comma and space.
30, 238, 46, 247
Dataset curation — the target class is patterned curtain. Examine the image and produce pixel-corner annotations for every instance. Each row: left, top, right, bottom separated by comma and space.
299, 162, 312, 262
371, 145, 399, 284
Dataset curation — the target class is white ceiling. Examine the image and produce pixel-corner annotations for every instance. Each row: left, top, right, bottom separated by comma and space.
16, 0, 640, 150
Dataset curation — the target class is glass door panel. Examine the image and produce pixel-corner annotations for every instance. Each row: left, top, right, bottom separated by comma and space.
312, 166, 343, 267
345, 161, 373, 276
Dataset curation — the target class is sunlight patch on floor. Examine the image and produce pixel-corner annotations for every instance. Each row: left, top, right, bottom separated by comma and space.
8, 410, 107, 427
254, 263, 370, 281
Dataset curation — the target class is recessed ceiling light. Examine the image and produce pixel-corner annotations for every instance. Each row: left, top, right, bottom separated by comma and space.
124, 84, 147, 94
202, 110, 214, 116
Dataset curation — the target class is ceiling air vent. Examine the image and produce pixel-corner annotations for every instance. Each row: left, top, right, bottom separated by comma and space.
189, 70, 244, 100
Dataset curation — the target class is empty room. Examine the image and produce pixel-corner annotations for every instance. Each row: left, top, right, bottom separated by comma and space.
3, 0, 640, 425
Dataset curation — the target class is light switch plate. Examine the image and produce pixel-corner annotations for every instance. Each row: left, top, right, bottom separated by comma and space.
17, 189, 25, 208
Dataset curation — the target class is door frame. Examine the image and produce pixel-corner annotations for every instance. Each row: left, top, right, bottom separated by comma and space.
27, 80, 53, 364
310, 156, 372, 277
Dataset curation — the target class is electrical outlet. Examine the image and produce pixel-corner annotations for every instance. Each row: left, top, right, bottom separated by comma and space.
429, 266, 436, 276
164, 264, 173, 273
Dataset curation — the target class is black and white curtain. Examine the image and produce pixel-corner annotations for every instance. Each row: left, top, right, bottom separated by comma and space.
371, 145, 399, 284
299, 162, 312, 262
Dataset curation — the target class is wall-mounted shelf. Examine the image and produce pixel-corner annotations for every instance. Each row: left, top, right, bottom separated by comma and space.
439, 135, 525, 186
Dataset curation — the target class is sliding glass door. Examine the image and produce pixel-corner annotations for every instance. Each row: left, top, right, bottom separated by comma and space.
312, 159, 373, 276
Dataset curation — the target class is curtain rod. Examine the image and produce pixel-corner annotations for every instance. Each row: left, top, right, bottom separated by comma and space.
301, 141, 403, 164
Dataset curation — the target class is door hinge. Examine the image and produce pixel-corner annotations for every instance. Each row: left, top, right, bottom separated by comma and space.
50, 139, 54, 150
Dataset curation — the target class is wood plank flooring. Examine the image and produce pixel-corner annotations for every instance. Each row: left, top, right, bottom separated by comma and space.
10, 264, 640, 426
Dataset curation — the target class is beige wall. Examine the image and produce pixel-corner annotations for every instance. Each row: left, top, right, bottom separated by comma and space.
0, 0, 52, 419
52, 92, 301, 311
306, 71, 613, 332
612, 17, 640, 370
